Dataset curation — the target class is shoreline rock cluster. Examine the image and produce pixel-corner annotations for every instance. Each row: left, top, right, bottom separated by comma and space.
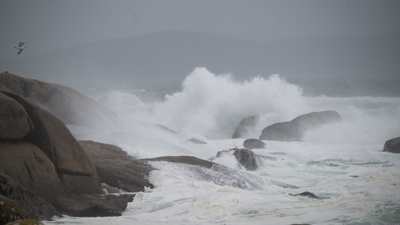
1, 71, 397, 224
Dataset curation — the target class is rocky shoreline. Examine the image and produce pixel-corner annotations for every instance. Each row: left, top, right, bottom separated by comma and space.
1, 71, 398, 224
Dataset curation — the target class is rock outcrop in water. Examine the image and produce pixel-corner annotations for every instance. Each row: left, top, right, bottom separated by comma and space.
259, 110, 341, 141
214, 148, 276, 171
0, 75, 133, 220
232, 115, 259, 139
0, 73, 302, 223
382, 136, 400, 153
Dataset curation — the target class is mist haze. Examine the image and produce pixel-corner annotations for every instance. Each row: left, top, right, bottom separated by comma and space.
1, 1, 400, 225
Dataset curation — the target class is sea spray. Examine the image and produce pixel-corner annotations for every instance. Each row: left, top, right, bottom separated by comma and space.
50, 68, 400, 225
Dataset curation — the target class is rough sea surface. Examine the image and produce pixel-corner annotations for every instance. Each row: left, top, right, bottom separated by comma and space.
46, 68, 400, 225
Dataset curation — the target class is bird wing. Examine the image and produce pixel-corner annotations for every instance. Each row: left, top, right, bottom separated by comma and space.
17, 49, 23, 55
18, 42, 24, 47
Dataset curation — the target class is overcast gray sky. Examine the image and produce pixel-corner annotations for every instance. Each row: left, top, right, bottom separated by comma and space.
1, 0, 399, 63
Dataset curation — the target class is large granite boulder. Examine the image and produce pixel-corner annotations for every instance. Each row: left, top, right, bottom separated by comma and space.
79, 140, 154, 192
0, 143, 63, 204
0, 72, 118, 129
243, 138, 266, 149
232, 115, 259, 139
53, 194, 134, 217
382, 137, 400, 153
0, 91, 101, 195
259, 111, 341, 141
0, 92, 33, 141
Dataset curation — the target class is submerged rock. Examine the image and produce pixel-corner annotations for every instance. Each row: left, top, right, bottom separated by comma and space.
260, 110, 341, 141
186, 138, 207, 144
382, 136, 400, 153
243, 138, 265, 149
232, 115, 259, 139
290, 191, 319, 199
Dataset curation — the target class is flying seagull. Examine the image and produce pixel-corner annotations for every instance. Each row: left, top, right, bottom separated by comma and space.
14, 42, 27, 55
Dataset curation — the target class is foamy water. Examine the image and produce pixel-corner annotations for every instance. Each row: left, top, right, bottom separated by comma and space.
47, 68, 400, 225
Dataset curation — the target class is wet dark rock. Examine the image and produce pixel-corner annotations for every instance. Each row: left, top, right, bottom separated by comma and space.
5, 219, 45, 225
290, 191, 319, 199
146, 156, 217, 169
260, 111, 341, 141
232, 115, 259, 139
0, 194, 29, 225
214, 148, 276, 171
243, 138, 265, 149
0, 173, 60, 221
382, 136, 400, 153
0, 72, 119, 129
53, 194, 134, 217
233, 148, 259, 171
186, 138, 207, 144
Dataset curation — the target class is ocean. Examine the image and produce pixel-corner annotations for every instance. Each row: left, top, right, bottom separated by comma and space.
45, 68, 400, 225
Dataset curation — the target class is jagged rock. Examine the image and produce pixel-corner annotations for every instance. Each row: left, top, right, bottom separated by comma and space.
53, 194, 134, 217
0, 92, 33, 141
260, 111, 341, 141
186, 138, 207, 144
243, 138, 265, 149
0, 72, 118, 129
290, 191, 319, 199
382, 137, 400, 153
232, 115, 259, 139
0, 91, 101, 195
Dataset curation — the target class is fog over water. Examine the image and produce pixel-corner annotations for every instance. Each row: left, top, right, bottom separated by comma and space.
1, 0, 400, 224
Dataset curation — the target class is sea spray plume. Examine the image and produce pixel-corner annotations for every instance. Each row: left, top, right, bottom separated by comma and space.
153, 67, 305, 139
